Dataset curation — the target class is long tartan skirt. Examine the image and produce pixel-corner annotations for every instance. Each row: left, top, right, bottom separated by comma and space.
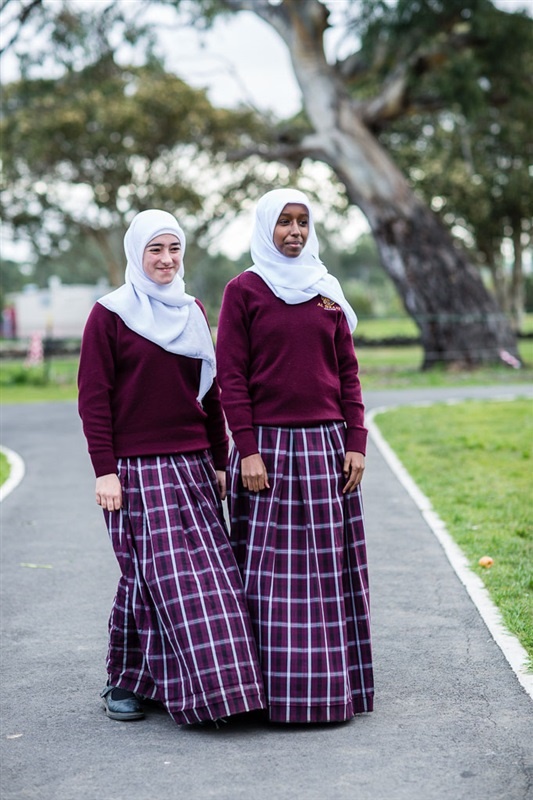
228, 423, 374, 724
104, 452, 266, 725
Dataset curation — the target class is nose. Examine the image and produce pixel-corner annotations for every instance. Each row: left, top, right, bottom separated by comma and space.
161, 248, 173, 264
288, 220, 300, 236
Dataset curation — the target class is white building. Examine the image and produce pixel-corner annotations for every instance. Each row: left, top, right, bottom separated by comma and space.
11, 277, 110, 339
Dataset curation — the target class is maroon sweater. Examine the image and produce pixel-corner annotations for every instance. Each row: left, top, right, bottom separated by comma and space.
78, 302, 228, 477
216, 272, 367, 459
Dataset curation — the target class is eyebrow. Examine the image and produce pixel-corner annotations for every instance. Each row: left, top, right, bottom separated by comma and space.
147, 241, 181, 247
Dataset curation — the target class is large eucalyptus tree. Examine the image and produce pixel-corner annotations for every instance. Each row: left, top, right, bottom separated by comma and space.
196, 0, 529, 367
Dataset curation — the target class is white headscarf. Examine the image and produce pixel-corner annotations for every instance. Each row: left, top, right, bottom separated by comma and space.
247, 188, 357, 332
98, 209, 215, 401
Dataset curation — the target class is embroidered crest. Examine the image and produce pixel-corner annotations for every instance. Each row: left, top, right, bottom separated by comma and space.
317, 296, 341, 311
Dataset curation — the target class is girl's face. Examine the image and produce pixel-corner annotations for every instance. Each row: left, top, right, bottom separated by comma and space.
142, 234, 182, 284
273, 203, 309, 258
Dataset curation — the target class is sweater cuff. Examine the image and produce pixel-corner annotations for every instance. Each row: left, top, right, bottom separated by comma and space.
346, 427, 368, 456
210, 441, 229, 471
232, 430, 260, 459
92, 454, 119, 478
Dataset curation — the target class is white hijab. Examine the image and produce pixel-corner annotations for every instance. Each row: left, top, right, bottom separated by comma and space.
247, 188, 357, 332
98, 209, 215, 401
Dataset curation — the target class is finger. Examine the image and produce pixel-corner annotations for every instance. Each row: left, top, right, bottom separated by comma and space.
343, 476, 356, 494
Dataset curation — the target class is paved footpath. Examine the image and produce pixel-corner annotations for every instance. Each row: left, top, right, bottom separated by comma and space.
1, 387, 532, 800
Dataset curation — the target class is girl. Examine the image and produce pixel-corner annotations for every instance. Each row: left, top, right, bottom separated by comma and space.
216, 189, 373, 724
78, 209, 265, 725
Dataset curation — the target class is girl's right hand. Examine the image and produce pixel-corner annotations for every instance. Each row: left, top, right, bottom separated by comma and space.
95, 473, 122, 511
241, 454, 270, 493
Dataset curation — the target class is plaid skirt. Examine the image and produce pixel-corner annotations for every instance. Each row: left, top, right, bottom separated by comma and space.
104, 452, 265, 725
228, 423, 374, 724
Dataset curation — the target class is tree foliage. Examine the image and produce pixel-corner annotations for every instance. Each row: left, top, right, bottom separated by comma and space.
349, 0, 533, 328
1, 2, 270, 285
2, 0, 531, 363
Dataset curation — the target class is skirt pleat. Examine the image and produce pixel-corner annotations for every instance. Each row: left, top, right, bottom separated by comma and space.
105, 452, 265, 724
228, 423, 374, 723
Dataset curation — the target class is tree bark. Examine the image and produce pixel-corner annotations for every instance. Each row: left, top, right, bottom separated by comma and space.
223, 0, 520, 367
89, 228, 124, 287
509, 224, 525, 334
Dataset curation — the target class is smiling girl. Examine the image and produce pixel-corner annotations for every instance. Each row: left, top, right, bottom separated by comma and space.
78, 209, 265, 726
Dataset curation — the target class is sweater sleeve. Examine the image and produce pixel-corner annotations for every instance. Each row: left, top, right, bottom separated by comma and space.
77, 304, 119, 477
200, 377, 229, 470
194, 300, 228, 470
216, 278, 259, 458
336, 316, 368, 455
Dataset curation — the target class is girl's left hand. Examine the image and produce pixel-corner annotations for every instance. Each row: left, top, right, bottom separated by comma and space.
216, 470, 227, 501
343, 451, 365, 493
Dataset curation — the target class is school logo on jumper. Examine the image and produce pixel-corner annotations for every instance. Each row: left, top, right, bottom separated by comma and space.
318, 296, 341, 311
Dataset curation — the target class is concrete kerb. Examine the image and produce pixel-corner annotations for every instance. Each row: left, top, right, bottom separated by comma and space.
0, 445, 25, 503
366, 398, 533, 702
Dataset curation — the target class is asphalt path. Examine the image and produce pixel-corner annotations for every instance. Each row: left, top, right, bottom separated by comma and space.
1, 386, 532, 800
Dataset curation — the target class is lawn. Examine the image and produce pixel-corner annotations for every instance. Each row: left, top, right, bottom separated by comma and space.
373, 398, 533, 667
0, 451, 9, 486
0, 335, 532, 402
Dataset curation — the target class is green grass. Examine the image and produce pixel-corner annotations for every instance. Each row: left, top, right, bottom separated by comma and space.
356, 312, 533, 340
0, 336, 532, 404
0, 451, 9, 486
358, 338, 533, 390
356, 316, 419, 340
0, 358, 79, 403
373, 398, 533, 667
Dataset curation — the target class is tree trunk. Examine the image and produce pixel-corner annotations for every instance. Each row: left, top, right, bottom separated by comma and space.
370, 202, 516, 368
305, 93, 519, 368
509, 224, 525, 334
481, 244, 508, 313
90, 228, 124, 287
229, 0, 521, 367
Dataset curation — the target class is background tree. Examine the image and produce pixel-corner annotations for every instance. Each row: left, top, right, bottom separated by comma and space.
2, 0, 531, 367
195, 0, 529, 367
0, 3, 269, 286
375, 6, 532, 333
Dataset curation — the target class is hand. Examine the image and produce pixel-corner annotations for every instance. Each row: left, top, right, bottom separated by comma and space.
241, 453, 270, 493
343, 451, 365, 494
216, 470, 227, 501
95, 473, 122, 511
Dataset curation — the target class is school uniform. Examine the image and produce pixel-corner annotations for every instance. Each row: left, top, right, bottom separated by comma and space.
217, 190, 374, 724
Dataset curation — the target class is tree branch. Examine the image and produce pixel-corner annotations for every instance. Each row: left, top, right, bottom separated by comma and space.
0, 0, 43, 55
351, 32, 479, 127
225, 132, 329, 167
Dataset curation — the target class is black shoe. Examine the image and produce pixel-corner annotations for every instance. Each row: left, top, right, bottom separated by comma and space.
101, 685, 145, 721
